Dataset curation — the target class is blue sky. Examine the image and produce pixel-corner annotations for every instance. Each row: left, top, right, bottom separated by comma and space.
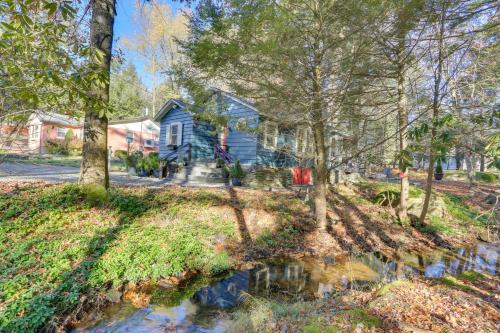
113, 0, 188, 88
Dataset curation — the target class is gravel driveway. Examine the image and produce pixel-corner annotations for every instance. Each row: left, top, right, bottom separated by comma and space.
0, 162, 165, 187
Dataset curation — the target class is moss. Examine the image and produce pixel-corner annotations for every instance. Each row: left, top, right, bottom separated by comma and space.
342, 308, 382, 328
80, 184, 108, 206
439, 276, 474, 292
302, 318, 339, 333
376, 280, 412, 296
457, 271, 485, 282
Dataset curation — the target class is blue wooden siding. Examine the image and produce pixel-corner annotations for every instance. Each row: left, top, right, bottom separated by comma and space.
158, 94, 311, 168
192, 122, 216, 160
159, 107, 194, 159
219, 96, 259, 165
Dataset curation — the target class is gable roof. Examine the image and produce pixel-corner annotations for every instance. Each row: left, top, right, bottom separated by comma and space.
153, 99, 186, 122
210, 88, 259, 113
30, 112, 83, 127
153, 89, 259, 123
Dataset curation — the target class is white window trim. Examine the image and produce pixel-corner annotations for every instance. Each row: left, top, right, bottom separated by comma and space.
295, 127, 307, 155
126, 131, 134, 142
167, 122, 182, 146
30, 125, 40, 139
263, 122, 278, 149
56, 127, 67, 139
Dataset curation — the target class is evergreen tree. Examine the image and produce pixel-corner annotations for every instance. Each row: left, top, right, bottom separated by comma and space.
109, 61, 148, 119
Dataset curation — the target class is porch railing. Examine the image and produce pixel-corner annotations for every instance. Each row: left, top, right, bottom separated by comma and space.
162, 143, 192, 163
214, 143, 232, 165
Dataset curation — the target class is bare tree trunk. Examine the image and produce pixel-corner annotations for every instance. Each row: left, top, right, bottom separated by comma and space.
312, 120, 328, 230
80, 0, 115, 188
396, 31, 409, 222
312, 62, 328, 230
420, 4, 446, 225
455, 147, 462, 170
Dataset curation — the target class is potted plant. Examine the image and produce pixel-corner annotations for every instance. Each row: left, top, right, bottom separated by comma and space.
149, 153, 160, 177
126, 154, 136, 176
230, 160, 245, 186
215, 157, 224, 168
434, 161, 444, 180
136, 157, 149, 177
222, 164, 230, 179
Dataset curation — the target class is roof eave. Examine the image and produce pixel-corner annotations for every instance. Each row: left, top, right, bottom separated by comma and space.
153, 99, 185, 122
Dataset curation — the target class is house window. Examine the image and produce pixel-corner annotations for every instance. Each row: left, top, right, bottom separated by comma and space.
166, 122, 182, 146
30, 125, 40, 139
328, 136, 337, 160
126, 131, 134, 143
56, 127, 67, 139
264, 122, 278, 149
296, 127, 307, 155
170, 124, 178, 145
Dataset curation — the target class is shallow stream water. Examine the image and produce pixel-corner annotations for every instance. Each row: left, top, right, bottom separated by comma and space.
73, 242, 499, 333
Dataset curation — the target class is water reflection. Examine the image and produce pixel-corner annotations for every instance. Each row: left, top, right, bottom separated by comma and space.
75, 242, 499, 333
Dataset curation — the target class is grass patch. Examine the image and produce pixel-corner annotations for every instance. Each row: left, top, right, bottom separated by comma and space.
1, 155, 125, 171
475, 172, 498, 183
418, 216, 455, 235
1, 185, 276, 332
442, 193, 487, 226
1, 155, 82, 168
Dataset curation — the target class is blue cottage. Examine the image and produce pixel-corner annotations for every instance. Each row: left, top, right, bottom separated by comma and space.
153, 90, 319, 186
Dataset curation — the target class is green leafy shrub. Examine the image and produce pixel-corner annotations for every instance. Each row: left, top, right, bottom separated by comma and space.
114, 149, 128, 161
230, 160, 245, 179
435, 162, 443, 174
475, 172, 498, 183
373, 190, 400, 207
148, 152, 160, 170
126, 150, 143, 168
45, 139, 68, 155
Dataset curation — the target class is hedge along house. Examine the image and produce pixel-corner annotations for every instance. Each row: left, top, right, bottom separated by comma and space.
154, 90, 339, 187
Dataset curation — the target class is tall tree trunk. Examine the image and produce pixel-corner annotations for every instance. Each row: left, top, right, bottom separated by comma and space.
419, 4, 446, 224
80, 0, 115, 188
465, 151, 475, 186
312, 120, 328, 230
396, 30, 409, 222
312, 63, 328, 230
455, 146, 462, 170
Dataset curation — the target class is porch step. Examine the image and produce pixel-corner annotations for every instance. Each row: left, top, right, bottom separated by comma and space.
163, 161, 229, 186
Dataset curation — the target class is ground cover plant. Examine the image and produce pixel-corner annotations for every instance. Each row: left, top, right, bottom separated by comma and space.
0, 183, 309, 332
1, 181, 497, 332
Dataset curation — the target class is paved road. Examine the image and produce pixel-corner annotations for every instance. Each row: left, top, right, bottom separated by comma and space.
0, 162, 165, 187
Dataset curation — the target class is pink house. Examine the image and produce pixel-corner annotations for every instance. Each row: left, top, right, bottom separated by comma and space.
27, 113, 83, 154
17, 113, 160, 156
108, 117, 160, 156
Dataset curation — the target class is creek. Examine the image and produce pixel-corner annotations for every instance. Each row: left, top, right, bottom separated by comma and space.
73, 242, 499, 333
